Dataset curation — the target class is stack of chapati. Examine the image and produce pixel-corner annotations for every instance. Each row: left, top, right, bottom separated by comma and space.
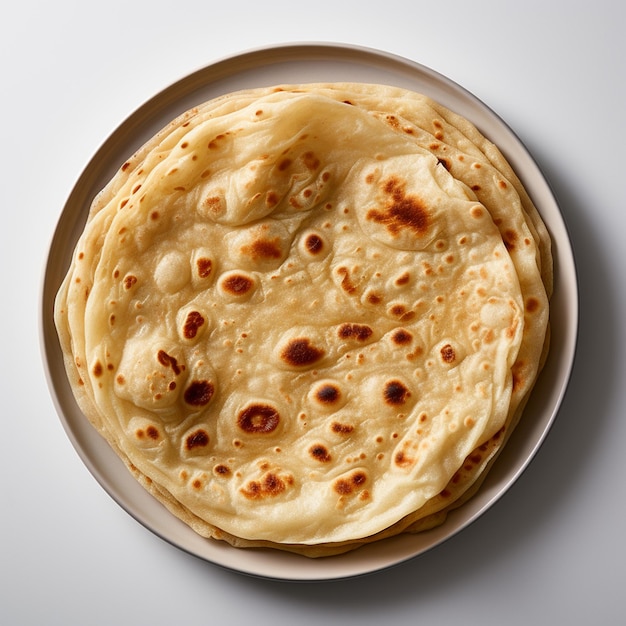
54, 83, 551, 556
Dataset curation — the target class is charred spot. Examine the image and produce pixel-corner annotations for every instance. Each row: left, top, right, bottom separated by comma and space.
242, 238, 282, 260
183, 311, 205, 339
338, 323, 373, 341
440, 344, 456, 363
384, 380, 411, 405
392, 329, 413, 345
280, 338, 325, 367
367, 177, 429, 238
222, 273, 254, 295
305, 233, 324, 254
315, 384, 341, 404
437, 157, 450, 170
196, 257, 213, 278
184, 380, 214, 406
124, 275, 137, 290
157, 350, 182, 376
121, 161, 131, 172
309, 444, 331, 463
186, 429, 209, 450
237, 404, 280, 434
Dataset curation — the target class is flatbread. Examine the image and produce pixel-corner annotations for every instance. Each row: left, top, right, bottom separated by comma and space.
54, 83, 551, 556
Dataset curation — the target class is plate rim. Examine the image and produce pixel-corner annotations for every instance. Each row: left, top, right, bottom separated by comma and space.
40, 41, 579, 581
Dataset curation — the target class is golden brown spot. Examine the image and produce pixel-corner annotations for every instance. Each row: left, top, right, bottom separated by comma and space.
265, 190, 279, 208
242, 238, 282, 260
511, 361, 526, 393
92, 361, 103, 377
338, 323, 373, 341
116, 375, 125, 385
222, 273, 254, 295
280, 338, 325, 367
498, 180, 508, 189
124, 275, 137, 290
471, 206, 484, 219
526, 297, 540, 313
503, 228, 518, 250
278, 158, 292, 171
185, 429, 209, 450
367, 292, 382, 305
389, 304, 415, 321
150, 211, 159, 220
394, 272, 411, 286
440, 344, 456, 363
394, 451, 414, 468
183, 311, 205, 339
203, 196, 222, 213
238, 404, 280, 434
184, 380, 214, 406
302, 151, 320, 170
121, 162, 131, 172
384, 380, 411, 405
309, 444, 331, 463
367, 178, 429, 237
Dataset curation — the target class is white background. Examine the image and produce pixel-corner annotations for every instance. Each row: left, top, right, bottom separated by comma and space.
2, 1, 625, 624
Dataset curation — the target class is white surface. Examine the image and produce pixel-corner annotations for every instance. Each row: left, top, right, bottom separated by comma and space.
2, 0, 624, 622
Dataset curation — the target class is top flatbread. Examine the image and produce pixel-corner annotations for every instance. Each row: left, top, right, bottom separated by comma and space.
54, 83, 551, 555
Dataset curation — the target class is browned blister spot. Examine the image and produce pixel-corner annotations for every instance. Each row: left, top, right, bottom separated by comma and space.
333, 471, 367, 495
92, 361, 103, 377
241, 472, 287, 500
184, 380, 214, 406
392, 329, 413, 345
186, 429, 209, 450
157, 350, 182, 375
196, 257, 212, 278
338, 323, 373, 341
384, 380, 411, 405
280, 338, 325, 367
367, 178, 429, 238
237, 404, 280, 434
183, 311, 205, 339
331, 422, 354, 435
222, 273, 253, 295
440, 344, 456, 363
124, 275, 137, 290
309, 444, 332, 463
214, 464, 231, 477
503, 228, 518, 251
336, 267, 357, 294
315, 384, 341, 405
305, 233, 324, 254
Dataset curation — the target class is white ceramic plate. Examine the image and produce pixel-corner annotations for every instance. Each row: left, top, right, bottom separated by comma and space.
40, 43, 578, 581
